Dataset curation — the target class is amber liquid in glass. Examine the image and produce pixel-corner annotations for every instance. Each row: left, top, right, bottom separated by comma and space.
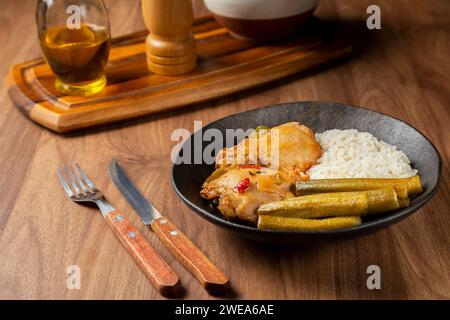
40, 24, 110, 95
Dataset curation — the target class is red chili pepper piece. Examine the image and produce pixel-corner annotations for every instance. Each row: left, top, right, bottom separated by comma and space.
234, 177, 251, 193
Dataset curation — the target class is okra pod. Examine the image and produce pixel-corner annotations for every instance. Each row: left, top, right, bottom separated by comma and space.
365, 188, 400, 214
257, 192, 368, 218
257, 215, 362, 231
295, 176, 421, 197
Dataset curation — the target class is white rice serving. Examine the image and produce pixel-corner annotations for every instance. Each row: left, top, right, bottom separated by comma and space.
307, 129, 418, 179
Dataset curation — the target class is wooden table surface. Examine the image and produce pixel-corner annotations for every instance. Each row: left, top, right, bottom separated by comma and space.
0, 0, 449, 300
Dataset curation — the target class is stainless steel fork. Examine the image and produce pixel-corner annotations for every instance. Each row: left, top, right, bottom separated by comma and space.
56, 162, 181, 296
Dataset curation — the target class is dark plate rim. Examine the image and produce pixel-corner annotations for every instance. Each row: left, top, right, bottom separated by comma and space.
171, 101, 442, 236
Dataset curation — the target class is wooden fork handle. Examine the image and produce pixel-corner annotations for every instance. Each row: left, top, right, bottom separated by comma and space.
104, 210, 181, 297
151, 216, 230, 295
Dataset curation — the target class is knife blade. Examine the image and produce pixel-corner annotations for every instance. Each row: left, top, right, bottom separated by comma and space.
109, 160, 230, 295
109, 159, 159, 225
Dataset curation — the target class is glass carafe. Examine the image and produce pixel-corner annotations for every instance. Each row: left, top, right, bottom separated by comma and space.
36, 0, 111, 96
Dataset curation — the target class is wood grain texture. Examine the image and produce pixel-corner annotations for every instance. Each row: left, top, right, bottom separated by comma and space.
6, 16, 350, 133
0, 0, 449, 300
104, 210, 181, 297
151, 216, 230, 295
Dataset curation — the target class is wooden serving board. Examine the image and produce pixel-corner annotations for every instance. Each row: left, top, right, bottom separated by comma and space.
7, 17, 351, 133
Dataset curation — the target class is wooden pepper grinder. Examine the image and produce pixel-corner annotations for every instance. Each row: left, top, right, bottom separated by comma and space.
141, 0, 196, 75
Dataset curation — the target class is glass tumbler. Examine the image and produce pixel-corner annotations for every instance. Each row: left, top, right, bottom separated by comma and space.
36, 0, 111, 96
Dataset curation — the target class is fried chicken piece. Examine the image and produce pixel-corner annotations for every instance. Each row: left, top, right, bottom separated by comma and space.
215, 122, 322, 179
200, 168, 294, 224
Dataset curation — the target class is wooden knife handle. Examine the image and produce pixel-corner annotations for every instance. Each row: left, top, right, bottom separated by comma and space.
104, 210, 181, 297
151, 216, 230, 295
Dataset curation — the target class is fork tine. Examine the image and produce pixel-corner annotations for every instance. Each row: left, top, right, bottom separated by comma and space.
69, 162, 89, 194
56, 168, 75, 198
75, 162, 97, 191
63, 163, 81, 196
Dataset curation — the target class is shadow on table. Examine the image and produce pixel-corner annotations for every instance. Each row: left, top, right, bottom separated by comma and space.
216, 225, 411, 299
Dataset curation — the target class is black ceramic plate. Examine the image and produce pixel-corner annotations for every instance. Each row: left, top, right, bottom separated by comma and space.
172, 101, 441, 244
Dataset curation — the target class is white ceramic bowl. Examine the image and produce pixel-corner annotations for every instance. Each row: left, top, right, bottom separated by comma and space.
204, 0, 319, 41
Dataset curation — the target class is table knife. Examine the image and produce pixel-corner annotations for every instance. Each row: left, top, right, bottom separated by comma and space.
109, 160, 230, 294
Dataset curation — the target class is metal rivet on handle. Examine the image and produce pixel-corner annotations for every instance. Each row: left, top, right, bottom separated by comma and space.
115, 215, 123, 221
170, 230, 178, 236
128, 231, 136, 238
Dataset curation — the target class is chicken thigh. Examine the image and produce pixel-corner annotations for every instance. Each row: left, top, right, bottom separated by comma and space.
200, 167, 294, 224
215, 122, 322, 179
200, 122, 322, 224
